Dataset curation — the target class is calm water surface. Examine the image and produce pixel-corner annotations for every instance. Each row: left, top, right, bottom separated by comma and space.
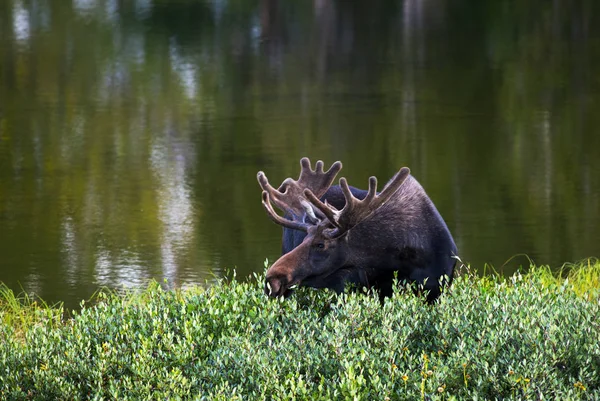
1, 0, 599, 307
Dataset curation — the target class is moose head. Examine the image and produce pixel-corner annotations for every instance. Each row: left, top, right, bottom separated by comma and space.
257, 158, 412, 298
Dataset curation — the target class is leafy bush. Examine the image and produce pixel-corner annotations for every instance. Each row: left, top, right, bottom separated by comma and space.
1, 262, 599, 400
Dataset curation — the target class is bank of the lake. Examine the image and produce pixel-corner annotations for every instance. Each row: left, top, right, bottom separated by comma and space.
1, 261, 599, 400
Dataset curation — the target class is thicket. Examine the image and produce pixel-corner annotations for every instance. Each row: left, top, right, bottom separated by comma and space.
1, 261, 599, 400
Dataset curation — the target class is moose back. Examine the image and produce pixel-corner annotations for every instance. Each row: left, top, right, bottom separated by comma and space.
257, 158, 457, 303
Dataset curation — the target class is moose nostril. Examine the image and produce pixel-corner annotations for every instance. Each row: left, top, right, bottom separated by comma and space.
264, 277, 283, 297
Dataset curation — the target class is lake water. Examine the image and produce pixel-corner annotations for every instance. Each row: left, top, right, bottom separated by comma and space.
1, 0, 599, 308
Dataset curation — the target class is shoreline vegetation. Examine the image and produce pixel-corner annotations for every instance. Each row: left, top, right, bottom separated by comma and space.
1, 259, 599, 400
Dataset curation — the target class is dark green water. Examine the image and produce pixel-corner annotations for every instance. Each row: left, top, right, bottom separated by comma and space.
1, 0, 599, 307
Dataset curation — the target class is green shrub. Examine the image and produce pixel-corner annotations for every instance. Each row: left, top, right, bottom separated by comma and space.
1, 261, 599, 400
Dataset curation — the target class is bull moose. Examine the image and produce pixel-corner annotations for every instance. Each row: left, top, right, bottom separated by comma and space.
257, 158, 457, 303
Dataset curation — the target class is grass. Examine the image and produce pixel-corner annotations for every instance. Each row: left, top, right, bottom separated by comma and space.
0, 284, 63, 342
528, 258, 600, 301
0, 259, 599, 400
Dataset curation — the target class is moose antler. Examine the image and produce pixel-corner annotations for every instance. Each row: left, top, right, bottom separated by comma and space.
260, 191, 310, 232
257, 157, 343, 230
305, 167, 411, 237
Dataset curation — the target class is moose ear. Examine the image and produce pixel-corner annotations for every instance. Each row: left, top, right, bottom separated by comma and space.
300, 200, 320, 224
323, 227, 348, 240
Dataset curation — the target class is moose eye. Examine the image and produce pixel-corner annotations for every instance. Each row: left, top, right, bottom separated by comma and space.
315, 243, 325, 250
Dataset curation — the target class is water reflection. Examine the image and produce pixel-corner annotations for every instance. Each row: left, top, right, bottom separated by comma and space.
169, 41, 198, 100
0, 0, 599, 307
150, 125, 198, 286
12, 1, 29, 44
